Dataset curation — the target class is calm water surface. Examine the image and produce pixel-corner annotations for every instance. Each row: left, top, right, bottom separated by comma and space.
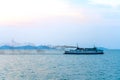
0, 50, 120, 80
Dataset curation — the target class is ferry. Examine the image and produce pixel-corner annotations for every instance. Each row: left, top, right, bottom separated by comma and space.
64, 47, 104, 54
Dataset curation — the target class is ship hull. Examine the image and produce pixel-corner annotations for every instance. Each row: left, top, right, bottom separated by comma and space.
64, 51, 104, 55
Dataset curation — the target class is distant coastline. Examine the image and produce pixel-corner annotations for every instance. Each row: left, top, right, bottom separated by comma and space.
0, 45, 112, 50
0, 45, 55, 50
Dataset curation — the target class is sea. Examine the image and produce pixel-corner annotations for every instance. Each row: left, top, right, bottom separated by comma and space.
0, 50, 120, 80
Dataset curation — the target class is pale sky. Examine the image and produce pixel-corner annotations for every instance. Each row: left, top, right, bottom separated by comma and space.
0, 0, 120, 49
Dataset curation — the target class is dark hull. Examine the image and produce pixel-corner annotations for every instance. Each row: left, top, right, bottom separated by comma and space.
64, 52, 104, 55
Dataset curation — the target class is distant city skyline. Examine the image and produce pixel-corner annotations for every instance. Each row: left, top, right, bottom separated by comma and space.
0, 0, 120, 49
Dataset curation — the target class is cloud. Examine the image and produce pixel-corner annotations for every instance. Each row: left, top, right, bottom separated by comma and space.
89, 0, 120, 8
0, 0, 82, 24
0, 0, 61, 23
0, 0, 101, 25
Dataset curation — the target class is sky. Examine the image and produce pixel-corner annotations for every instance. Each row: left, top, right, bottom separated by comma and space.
0, 0, 120, 49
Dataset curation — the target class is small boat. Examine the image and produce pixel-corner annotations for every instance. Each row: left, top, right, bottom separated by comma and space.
64, 47, 104, 55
